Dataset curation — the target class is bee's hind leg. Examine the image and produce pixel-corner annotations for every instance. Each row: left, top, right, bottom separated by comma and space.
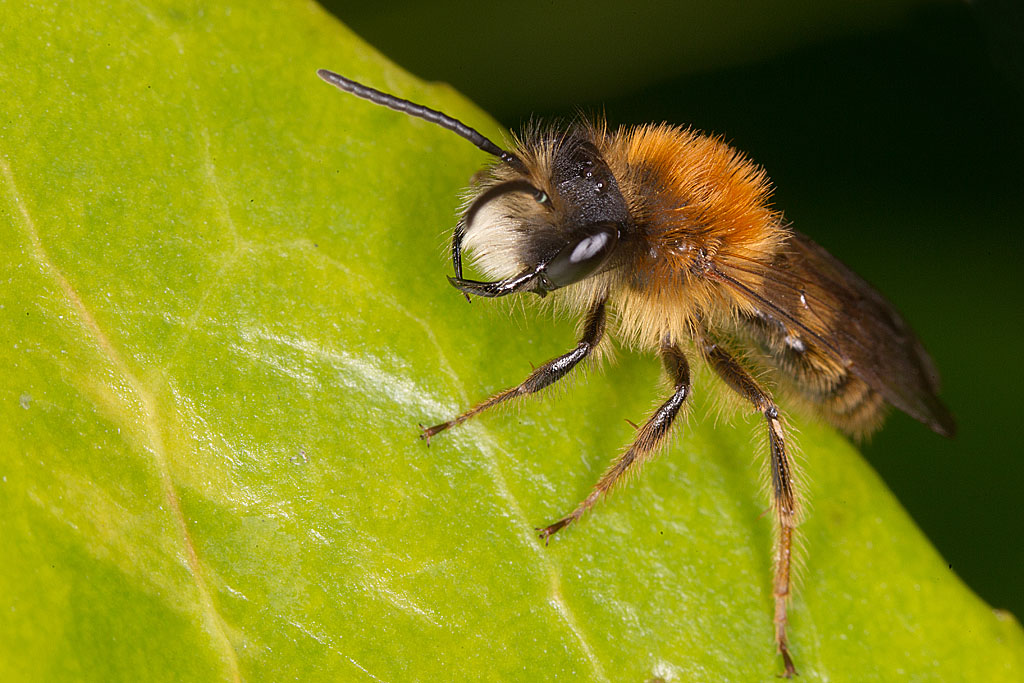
702, 336, 800, 678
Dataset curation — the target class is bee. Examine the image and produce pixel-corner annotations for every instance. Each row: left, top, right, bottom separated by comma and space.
317, 69, 955, 677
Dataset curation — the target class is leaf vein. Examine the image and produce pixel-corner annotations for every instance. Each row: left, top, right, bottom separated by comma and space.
0, 155, 243, 682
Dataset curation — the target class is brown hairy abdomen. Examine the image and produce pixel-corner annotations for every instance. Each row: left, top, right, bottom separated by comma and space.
741, 314, 887, 438
782, 350, 888, 438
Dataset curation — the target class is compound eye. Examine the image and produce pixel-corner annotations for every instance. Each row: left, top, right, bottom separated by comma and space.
544, 223, 619, 288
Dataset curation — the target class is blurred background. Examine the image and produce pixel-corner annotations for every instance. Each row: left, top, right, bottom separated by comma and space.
329, 0, 1024, 619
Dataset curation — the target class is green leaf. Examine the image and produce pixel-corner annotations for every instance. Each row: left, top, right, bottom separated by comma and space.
1, 2, 1021, 681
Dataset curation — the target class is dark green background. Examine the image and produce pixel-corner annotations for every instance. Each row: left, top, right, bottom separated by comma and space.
334, 1, 1024, 620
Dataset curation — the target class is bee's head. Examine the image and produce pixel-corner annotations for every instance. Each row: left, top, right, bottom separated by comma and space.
453, 131, 630, 298
316, 70, 629, 298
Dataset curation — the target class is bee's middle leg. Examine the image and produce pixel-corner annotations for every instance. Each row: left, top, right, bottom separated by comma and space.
538, 341, 691, 540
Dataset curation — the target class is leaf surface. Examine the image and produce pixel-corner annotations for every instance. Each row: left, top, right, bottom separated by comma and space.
1, 2, 1021, 681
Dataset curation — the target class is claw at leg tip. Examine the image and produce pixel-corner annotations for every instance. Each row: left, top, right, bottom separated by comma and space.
417, 423, 432, 445
778, 649, 797, 678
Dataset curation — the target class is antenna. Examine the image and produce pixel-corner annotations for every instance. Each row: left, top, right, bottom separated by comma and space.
317, 69, 518, 165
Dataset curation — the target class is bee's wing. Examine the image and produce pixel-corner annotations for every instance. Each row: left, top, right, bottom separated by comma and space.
710, 230, 955, 437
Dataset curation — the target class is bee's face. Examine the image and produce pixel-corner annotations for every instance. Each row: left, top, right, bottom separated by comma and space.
453, 134, 631, 298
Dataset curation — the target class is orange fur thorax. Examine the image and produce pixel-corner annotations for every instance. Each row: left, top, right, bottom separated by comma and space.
611, 123, 782, 261
593, 123, 787, 349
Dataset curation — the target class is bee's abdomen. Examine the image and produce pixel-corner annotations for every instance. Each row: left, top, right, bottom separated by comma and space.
810, 370, 887, 438
745, 318, 887, 438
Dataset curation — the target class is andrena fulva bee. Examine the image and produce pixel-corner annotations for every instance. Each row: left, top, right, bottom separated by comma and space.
318, 69, 955, 677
